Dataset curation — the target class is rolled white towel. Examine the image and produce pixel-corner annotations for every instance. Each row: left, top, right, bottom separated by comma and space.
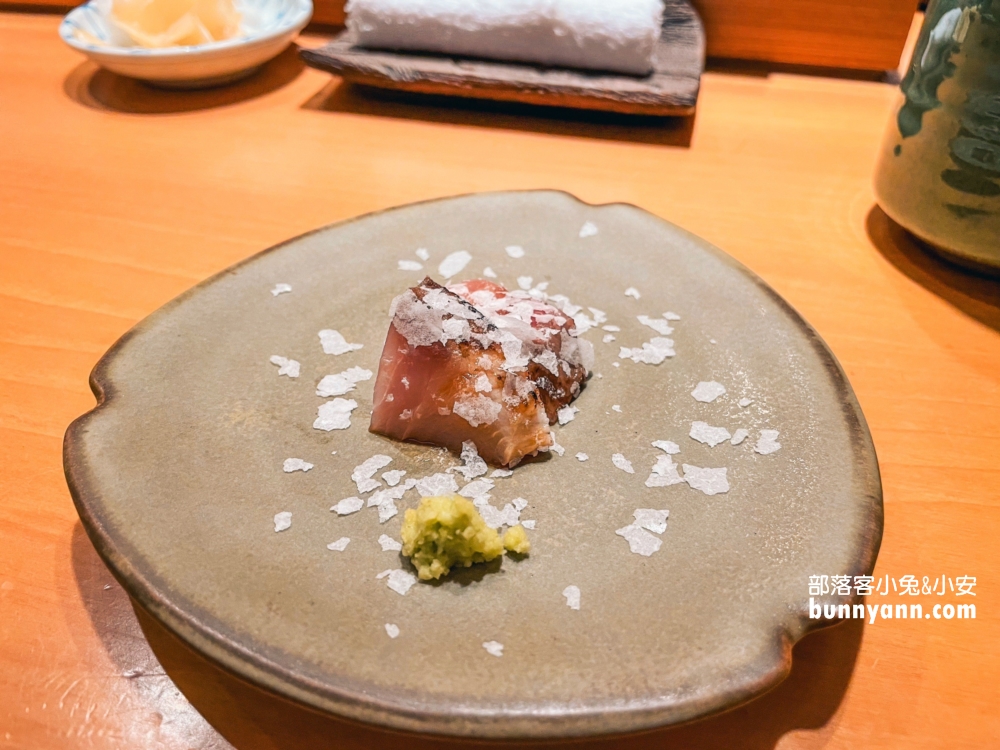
346, 0, 665, 76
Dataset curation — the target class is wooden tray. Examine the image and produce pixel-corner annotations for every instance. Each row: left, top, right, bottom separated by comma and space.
300, 0, 704, 116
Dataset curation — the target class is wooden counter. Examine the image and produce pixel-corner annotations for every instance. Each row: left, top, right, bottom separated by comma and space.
1, 11, 997, 749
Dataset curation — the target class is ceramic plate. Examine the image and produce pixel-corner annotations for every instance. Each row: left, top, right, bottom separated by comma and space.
65, 191, 882, 739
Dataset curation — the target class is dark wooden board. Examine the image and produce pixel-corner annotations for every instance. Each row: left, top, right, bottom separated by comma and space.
300, 0, 704, 116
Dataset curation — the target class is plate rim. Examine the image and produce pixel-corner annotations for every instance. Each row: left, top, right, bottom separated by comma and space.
63, 189, 883, 739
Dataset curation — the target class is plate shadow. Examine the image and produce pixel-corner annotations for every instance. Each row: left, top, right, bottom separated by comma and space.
72, 523, 864, 749
865, 205, 1000, 334
63, 45, 305, 114
301, 79, 696, 148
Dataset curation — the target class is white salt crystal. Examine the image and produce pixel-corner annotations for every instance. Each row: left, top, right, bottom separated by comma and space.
505, 245, 525, 258
613, 362, 620, 367
602, 325, 621, 332
269, 355, 300, 378
483, 641, 504, 657
738, 398, 753, 408
755, 430, 782, 455
602, 334, 616, 344
483, 267, 497, 278
282, 458, 313, 473
690, 421, 732, 447
318, 329, 363, 355
612, 453, 634, 474
378, 500, 399, 523
633, 508, 669, 534
316, 366, 373, 397
563, 585, 581, 610
474, 373, 492, 393
731, 429, 749, 446
270, 283, 292, 296
327, 537, 350, 551
512, 497, 528, 511
521, 520, 536, 530
382, 469, 407, 487
415, 248, 430, 261
438, 250, 472, 279
368, 484, 410, 508
579, 221, 598, 238
384, 623, 400, 639
398, 260, 423, 271
616, 524, 661, 556
637, 315, 674, 336
664, 311, 681, 320
416, 472, 459, 497
691, 381, 726, 403
331, 497, 364, 515
378, 534, 402, 551
460, 478, 495, 499
453, 395, 501, 427
490, 468, 513, 478
450, 440, 489, 481
352, 455, 393, 494
313, 399, 358, 431
517, 276, 533, 290
549, 440, 566, 456
619, 337, 675, 364
683, 465, 730, 495
624, 287, 641, 300
576, 452, 589, 461
557, 405, 579, 425
273, 512, 292, 532
645, 455, 684, 487
652, 440, 680, 454
589, 307, 607, 324
612, 405, 622, 413
378, 569, 417, 596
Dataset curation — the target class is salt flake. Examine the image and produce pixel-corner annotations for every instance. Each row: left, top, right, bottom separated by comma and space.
602, 334, 616, 344
382, 469, 407, 486
633, 509, 669, 534
378, 535, 402, 552
331, 497, 364, 515
619, 337, 675, 364
327, 537, 350, 551
453, 395, 501, 427
270, 283, 292, 296
645, 455, 684, 487
690, 421, 732, 447
269, 355, 300, 378
563, 585, 581, 610
352, 455, 392, 493
638, 315, 674, 336
398, 260, 423, 271
483, 641, 504, 657
273, 512, 292, 532
415, 248, 430, 261
385, 623, 400, 639
731, 429, 749, 446
652, 440, 680, 454
738, 398, 753, 408
576, 452, 589, 462
378, 569, 417, 596
579, 221, 598, 238
616, 524, 661, 556
755, 430, 782, 455
416, 472, 459, 497
316, 366, 373, 397
683, 465, 730, 495
483, 267, 497, 278
624, 287, 641, 300
438, 251, 472, 279
505, 245, 525, 258
521, 520, 536, 529
557, 405, 579, 425
611, 405, 622, 413
313, 399, 358, 431
603, 325, 621, 332
612, 453, 635, 474
490, 468, 513, 478
282, 458, 313, 473
691, 381, 727, 403
517, 276, 533, 291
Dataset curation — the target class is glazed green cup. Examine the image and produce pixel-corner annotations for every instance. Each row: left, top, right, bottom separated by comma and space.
874, 0, 1000, 273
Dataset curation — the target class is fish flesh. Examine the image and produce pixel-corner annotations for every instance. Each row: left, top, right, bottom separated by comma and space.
369, 278, 593, 467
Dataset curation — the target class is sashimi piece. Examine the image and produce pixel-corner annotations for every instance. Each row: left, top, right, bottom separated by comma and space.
369, 277, 593, 467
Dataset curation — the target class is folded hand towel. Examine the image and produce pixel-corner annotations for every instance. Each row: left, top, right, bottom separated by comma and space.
346, 0, 664, 76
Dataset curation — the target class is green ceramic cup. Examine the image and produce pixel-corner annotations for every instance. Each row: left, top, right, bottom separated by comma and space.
874, 0, 1000, 273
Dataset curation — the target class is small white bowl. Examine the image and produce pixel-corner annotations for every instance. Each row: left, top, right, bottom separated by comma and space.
60, 0, 312, 88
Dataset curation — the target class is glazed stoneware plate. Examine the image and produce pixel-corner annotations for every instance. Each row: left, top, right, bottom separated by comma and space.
65, 191, 882, 740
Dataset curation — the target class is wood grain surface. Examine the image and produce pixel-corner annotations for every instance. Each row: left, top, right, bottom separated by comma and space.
1, 10, 998, 750
300, 0, 703, 116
